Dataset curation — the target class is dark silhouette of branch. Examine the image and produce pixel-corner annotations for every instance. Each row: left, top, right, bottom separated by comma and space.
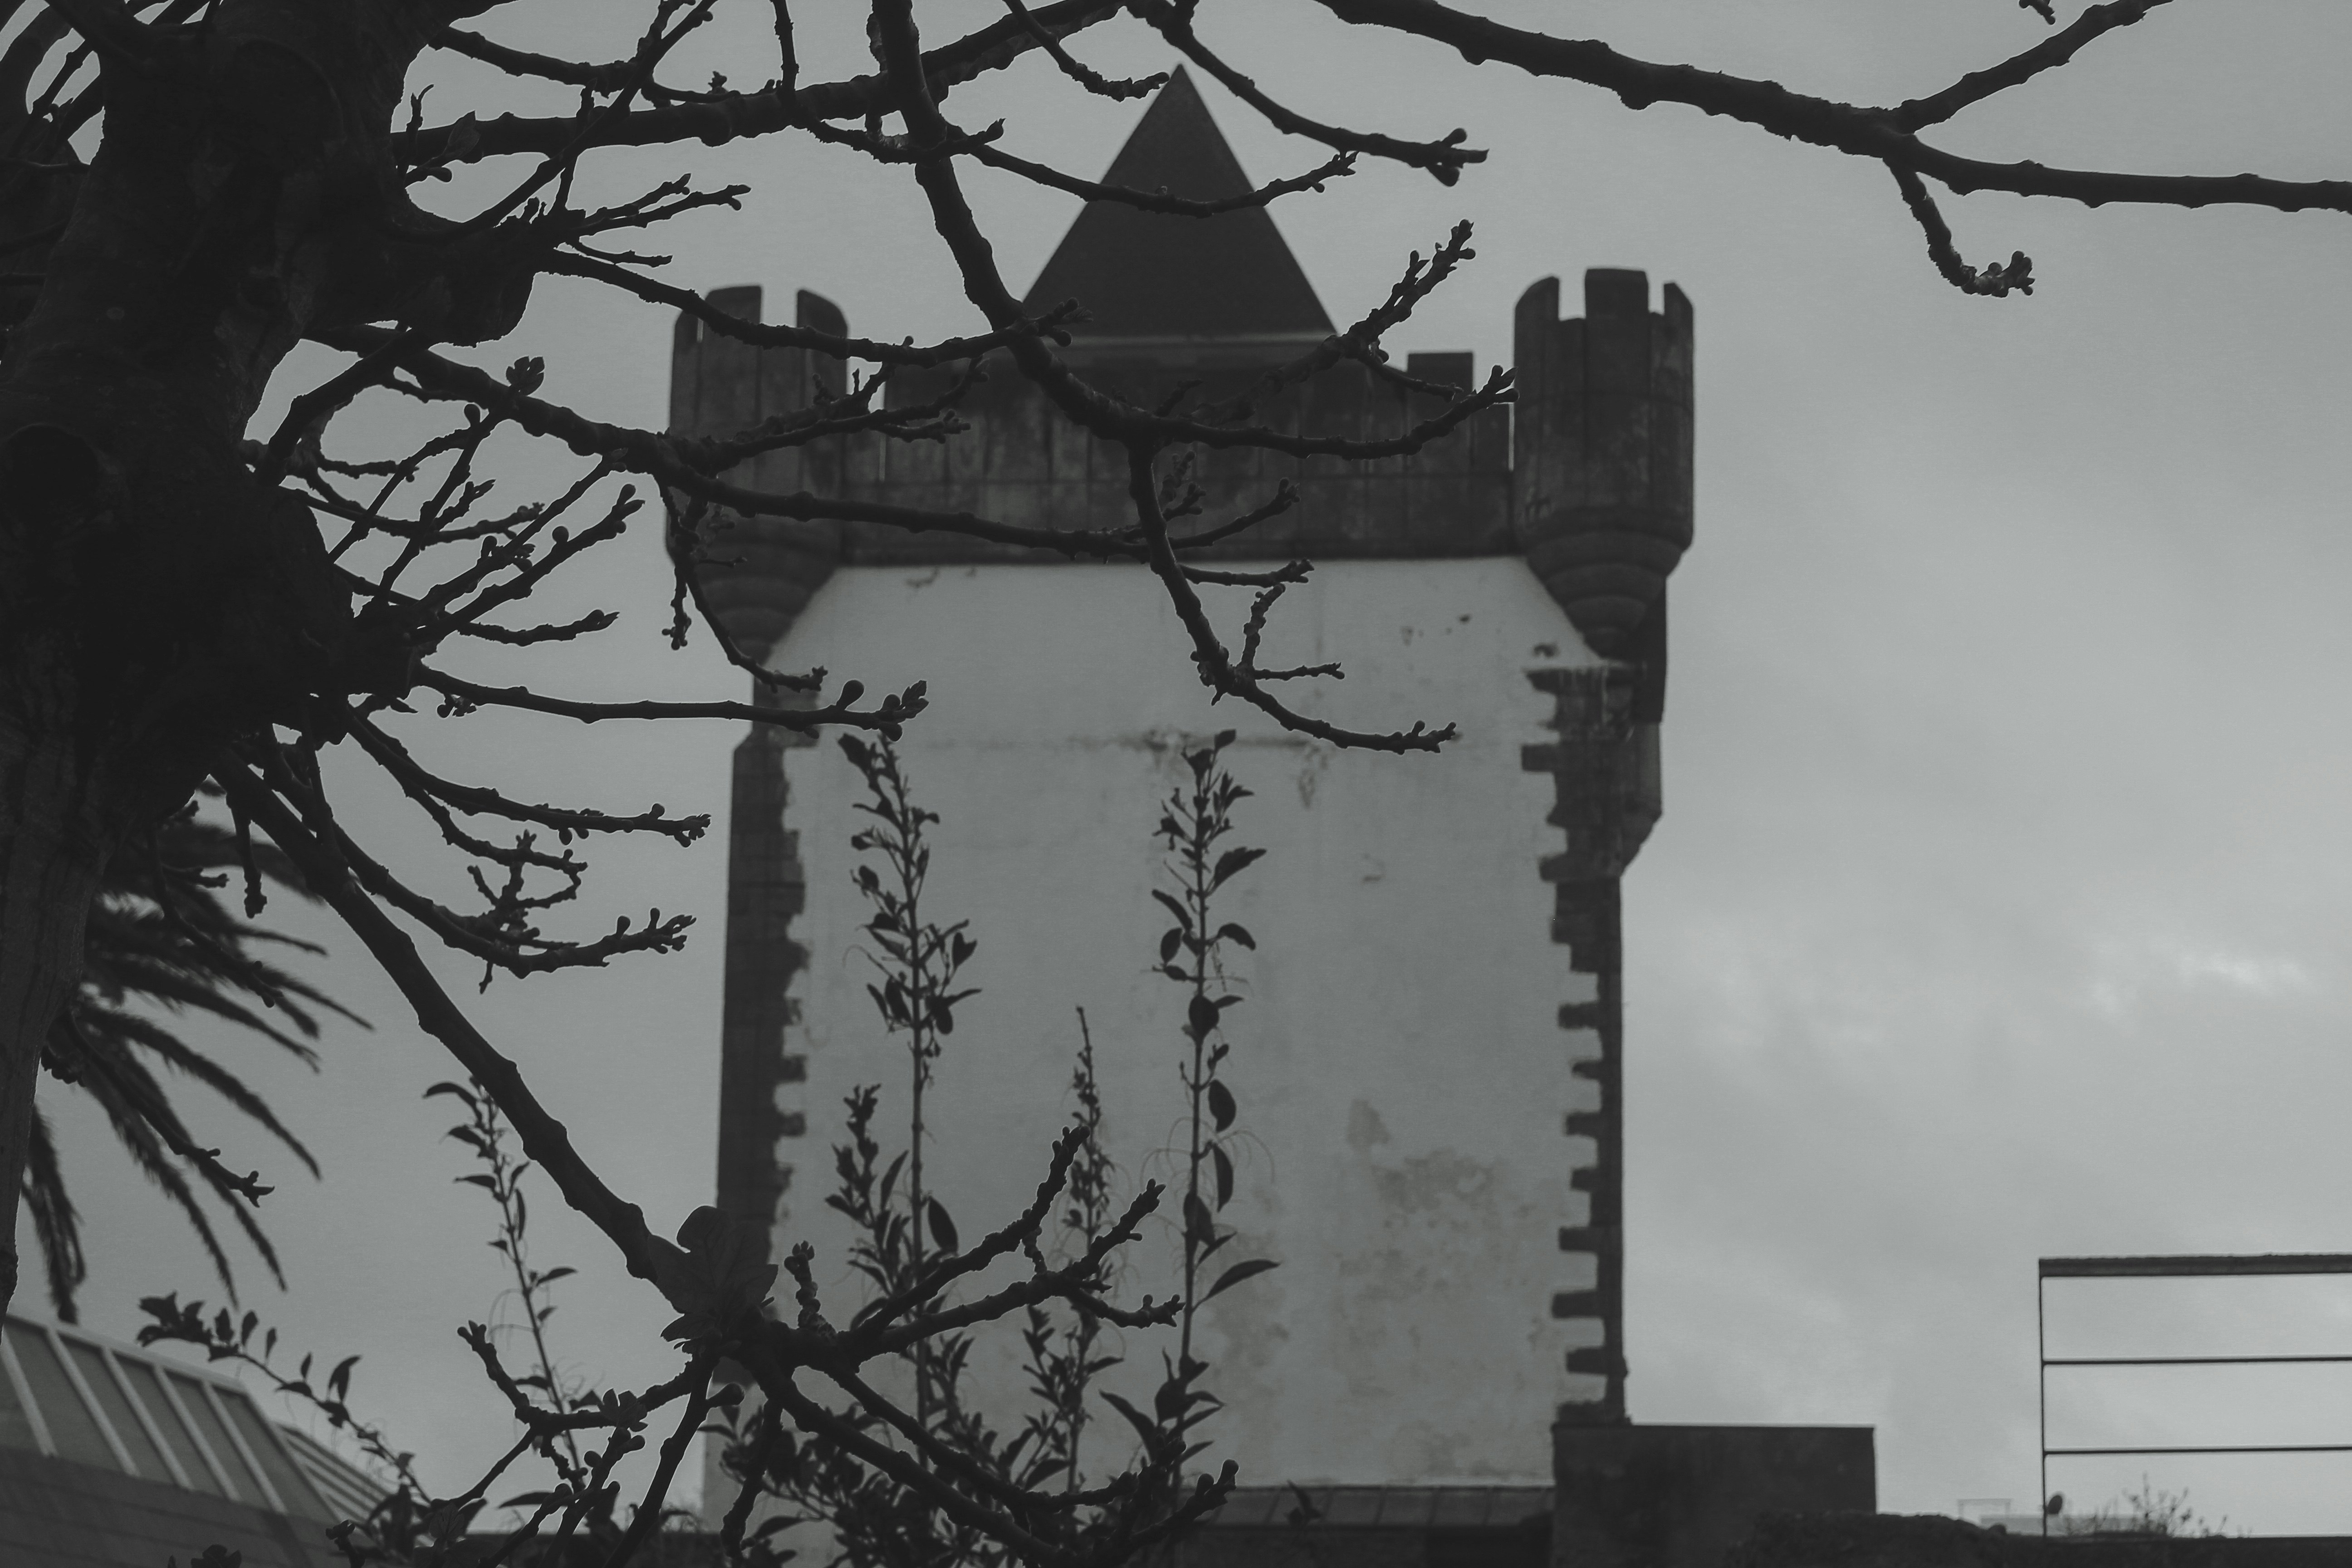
398, 0, 1128, 165
435, 26, 730, 104
546, 249, 1085, 363
1129, 0, 1482, 184
346, 712, 707, 848
1891, 0, 2166, 131
1307, 0, 2352, 229
1120, 447, 1455, 755
1891, 164, 2036, 297
1002, 0, 1167, 102
960, 137, 1357, 217
417, 666, 926, 737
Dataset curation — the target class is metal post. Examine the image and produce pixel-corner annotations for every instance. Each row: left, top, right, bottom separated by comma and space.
2037, 1270, 2048, 1536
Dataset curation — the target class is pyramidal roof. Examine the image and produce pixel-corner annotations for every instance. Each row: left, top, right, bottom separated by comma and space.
1021, 69, 1334, 340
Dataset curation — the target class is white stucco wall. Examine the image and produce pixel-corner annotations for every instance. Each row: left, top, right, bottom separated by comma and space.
766, 557, 1604, 1486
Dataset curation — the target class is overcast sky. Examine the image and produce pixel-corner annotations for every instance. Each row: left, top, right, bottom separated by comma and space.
34, 0, 2352, 1538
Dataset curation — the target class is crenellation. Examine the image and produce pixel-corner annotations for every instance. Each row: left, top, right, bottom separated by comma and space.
693, 285, 764, 445
667, 307, 703, 435
1513, 270, 1694, 659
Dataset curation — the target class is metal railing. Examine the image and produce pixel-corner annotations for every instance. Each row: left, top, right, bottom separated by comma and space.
2039, 1252, 2352, 1525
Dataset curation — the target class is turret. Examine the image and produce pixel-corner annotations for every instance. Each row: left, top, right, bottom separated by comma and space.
1514, 269, 1694, 671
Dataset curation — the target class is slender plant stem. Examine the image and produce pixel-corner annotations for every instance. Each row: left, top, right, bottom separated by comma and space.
482, 1099, 583, 1469
1178, 819, 1211, 1371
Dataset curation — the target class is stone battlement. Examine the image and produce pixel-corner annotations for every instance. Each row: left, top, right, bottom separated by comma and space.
671, 267, 1689, 666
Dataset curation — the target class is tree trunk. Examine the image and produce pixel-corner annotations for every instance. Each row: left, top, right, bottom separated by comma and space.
0, 722, 111, 1314
0, 0, 492, 1315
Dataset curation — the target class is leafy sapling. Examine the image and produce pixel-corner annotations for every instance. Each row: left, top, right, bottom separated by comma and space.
838, 731, 980, 1419
1017, 1011, 1124, 1497
1131, 730, 1278, 1485
429, 1076, 586, 1475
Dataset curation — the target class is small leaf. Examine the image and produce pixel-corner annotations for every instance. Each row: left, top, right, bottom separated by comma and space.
1207, 1079, 1236, 1132
1183, 1191, 1215, 1250
1212, 1144, 1234, 1208
1100, 1391, 1161, 1450
1216, 922, 1256, 950
1213, 728, 1236, 749
1205, 1258, 1278, 1302
423, 1082, 475, 1106
328, 1354, 360, 1402
1211, 846, 1266, 890
1160, 928, 1182, 963
1187, 994, 1220, 1041
538, 1267, 576, 1286
926, 1197, 959, 1254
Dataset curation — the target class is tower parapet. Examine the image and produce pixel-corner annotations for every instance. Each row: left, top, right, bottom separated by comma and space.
671, 306, 1513, 601
673, 268, 1692, 670
1514, 269, 1693, 664
833, 348, 1511, 564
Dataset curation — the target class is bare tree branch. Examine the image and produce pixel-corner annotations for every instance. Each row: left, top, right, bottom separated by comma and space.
1001, 0, 1166, 101
546, 250, 1081, 363
401, 0, 1127, 165
417, 666, 926, 736
1891, 0, 2168, 131
1307, 0, 2352, 219
1890, 163, 2035, 297
960, 137, 1357, 217
1129, 0, 1482, 184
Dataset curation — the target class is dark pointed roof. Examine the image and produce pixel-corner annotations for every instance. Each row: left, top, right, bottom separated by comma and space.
1021, 69, 1333, 340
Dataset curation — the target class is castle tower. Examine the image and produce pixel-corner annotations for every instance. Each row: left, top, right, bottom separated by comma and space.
676, 70, 1689, 1493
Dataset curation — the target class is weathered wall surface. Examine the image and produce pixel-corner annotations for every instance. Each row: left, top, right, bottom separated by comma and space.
762, 557, 1603, 1485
